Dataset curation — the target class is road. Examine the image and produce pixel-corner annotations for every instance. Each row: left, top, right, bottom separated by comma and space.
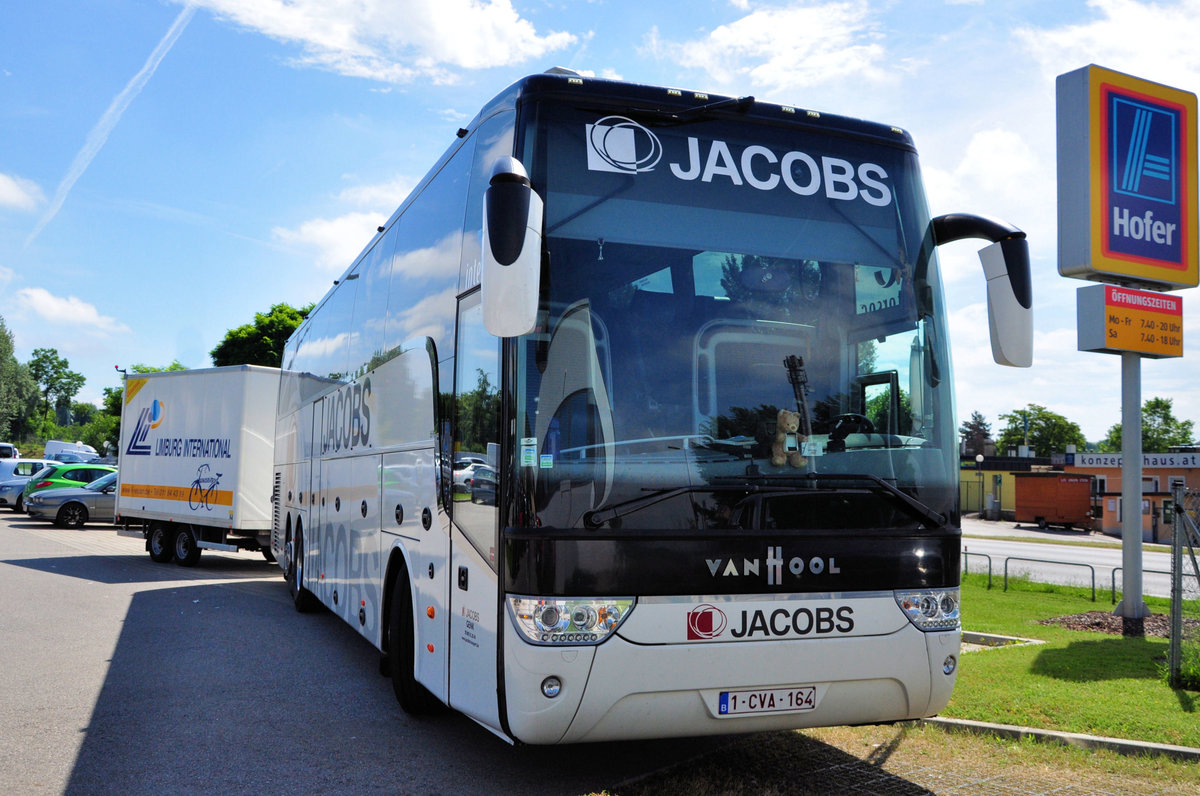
1, 510, 1191, 795
0, 512, 732, 795
961, 516, 1181, 599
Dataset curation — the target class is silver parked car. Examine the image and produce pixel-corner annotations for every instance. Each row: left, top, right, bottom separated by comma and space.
24, 471, 118, 528
0, 459, 57, 512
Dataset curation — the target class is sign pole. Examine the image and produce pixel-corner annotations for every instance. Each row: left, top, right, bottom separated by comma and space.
1116, 350, 1149, 634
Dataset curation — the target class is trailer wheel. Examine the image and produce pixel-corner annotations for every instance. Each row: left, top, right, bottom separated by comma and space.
386, 566, 441, 715
287, 527, 319, 613
173, 525, 202, 567
148, 523, 174, 563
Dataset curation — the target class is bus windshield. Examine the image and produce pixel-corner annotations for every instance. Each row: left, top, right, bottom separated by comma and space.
515, 103, 956, 533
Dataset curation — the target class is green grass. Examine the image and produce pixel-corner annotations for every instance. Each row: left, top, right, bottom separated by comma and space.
950, 573, 1199, 747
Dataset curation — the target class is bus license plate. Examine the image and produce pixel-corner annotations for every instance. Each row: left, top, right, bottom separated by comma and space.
719, 686, 818, 716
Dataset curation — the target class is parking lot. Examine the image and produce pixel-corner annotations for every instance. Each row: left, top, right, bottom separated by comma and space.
1, 511, 1195, 795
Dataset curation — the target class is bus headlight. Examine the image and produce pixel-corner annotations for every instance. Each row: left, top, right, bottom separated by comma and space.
508, 597, 634, 645
894, 588, 960, 631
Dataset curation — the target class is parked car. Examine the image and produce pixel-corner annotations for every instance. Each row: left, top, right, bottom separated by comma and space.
25, 471, 118, 528
20, 462, 118, 508
468, 465, 497, 505
453, 461, 489, 491
0, 459, 57, 512
0, 442, 21, 459
49, 451, 100, 463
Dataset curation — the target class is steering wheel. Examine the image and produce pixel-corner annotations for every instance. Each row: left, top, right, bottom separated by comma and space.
830, 413, 876, 440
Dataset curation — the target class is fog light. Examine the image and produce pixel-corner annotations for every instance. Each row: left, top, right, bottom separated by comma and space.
943, 655, 957, 676
541, 676, 562, 698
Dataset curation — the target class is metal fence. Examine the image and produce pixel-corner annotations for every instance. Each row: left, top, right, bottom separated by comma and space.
1169, 485, 1200, 690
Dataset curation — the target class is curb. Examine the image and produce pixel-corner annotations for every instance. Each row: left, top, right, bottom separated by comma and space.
919, 717, 1200, 763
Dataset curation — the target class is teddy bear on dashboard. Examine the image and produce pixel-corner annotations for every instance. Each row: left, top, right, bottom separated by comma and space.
771, 408, 806, 468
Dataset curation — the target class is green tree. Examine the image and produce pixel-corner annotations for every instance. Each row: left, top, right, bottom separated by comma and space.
959, 411, 992, 457
26, 348, 86, 433
211, 302, 312, 367
996, 404, 1086, 458
1098, 396, 1195, 453
0, 316, 39, 440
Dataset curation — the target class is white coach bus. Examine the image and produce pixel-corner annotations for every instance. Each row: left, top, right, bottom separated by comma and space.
272, 69, 1032, 744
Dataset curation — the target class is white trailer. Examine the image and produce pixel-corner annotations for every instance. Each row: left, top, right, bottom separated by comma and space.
116, 365, 280, 566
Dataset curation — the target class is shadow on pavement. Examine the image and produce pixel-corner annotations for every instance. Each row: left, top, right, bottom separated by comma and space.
59, 575, 939, 796
2, 551, 274, 585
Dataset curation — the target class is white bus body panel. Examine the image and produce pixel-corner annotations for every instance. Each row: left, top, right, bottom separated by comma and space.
502, 593, 958, 744
117, 365, 280, 533
447, 526, 502, 729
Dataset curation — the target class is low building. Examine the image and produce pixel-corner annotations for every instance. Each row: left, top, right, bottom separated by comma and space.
1063, 452, 1200, 543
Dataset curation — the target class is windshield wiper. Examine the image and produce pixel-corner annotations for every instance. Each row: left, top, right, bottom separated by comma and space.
717, 472, 947, 529
582, 483, 753, 529
584, 472, 947, 530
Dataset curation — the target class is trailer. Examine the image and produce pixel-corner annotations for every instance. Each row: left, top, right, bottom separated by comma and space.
1013, 472, 1095, 531
116, 365, 280, 565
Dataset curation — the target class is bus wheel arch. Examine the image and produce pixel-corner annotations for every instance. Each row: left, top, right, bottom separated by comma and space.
383, 548, 441, 714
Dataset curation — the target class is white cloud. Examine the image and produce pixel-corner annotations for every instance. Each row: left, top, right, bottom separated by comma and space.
273, 211, 387, 272
1018, 0, 1200, 88
336, 176, 416, 209
188, 0, 577, 83
391, 232, 466, 281
645, 1, 896, 94
0, 173, 44, 211
923, 128, 1049, 284
16, 288, 131, 335
275, 172, 424, 272
0, 264, 13, 288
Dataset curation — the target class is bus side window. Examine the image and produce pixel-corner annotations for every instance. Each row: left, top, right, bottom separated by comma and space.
452, 291, 500, 565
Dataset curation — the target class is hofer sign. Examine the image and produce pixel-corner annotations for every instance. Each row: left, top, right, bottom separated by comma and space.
1058, 65, 1198, 290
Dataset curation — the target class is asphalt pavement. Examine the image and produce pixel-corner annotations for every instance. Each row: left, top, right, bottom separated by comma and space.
1, 510, 1195, 796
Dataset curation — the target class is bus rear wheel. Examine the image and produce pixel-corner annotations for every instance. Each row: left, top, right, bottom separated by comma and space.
288, 527, 319, 613
387, 567, 441, 715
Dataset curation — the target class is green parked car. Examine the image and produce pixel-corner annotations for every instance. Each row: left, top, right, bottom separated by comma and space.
20, 462, 117, 509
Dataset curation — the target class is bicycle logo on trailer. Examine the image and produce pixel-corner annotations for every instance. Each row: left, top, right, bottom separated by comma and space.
189, 464, 222, 511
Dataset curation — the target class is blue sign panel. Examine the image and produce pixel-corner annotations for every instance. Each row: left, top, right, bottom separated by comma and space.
1056, 65, 1198, 290
1107, 92, 1182, 263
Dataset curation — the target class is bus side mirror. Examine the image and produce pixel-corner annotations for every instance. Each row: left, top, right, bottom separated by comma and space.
931, 213, 1033, 368
481, 157, 543, 337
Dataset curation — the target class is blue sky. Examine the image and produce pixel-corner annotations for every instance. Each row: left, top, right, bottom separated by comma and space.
3, 0, 1200, 442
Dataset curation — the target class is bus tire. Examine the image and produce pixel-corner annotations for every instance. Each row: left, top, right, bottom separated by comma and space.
288, 527, 320, 613
148, 523, 174, 563
387, 567, 441, 715
174, 525, 202, 567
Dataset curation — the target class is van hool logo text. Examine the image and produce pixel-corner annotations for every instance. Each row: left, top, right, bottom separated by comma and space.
707, 546, 841, 585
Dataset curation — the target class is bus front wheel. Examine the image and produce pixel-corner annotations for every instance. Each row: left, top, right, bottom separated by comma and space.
386, 567, 441, 715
